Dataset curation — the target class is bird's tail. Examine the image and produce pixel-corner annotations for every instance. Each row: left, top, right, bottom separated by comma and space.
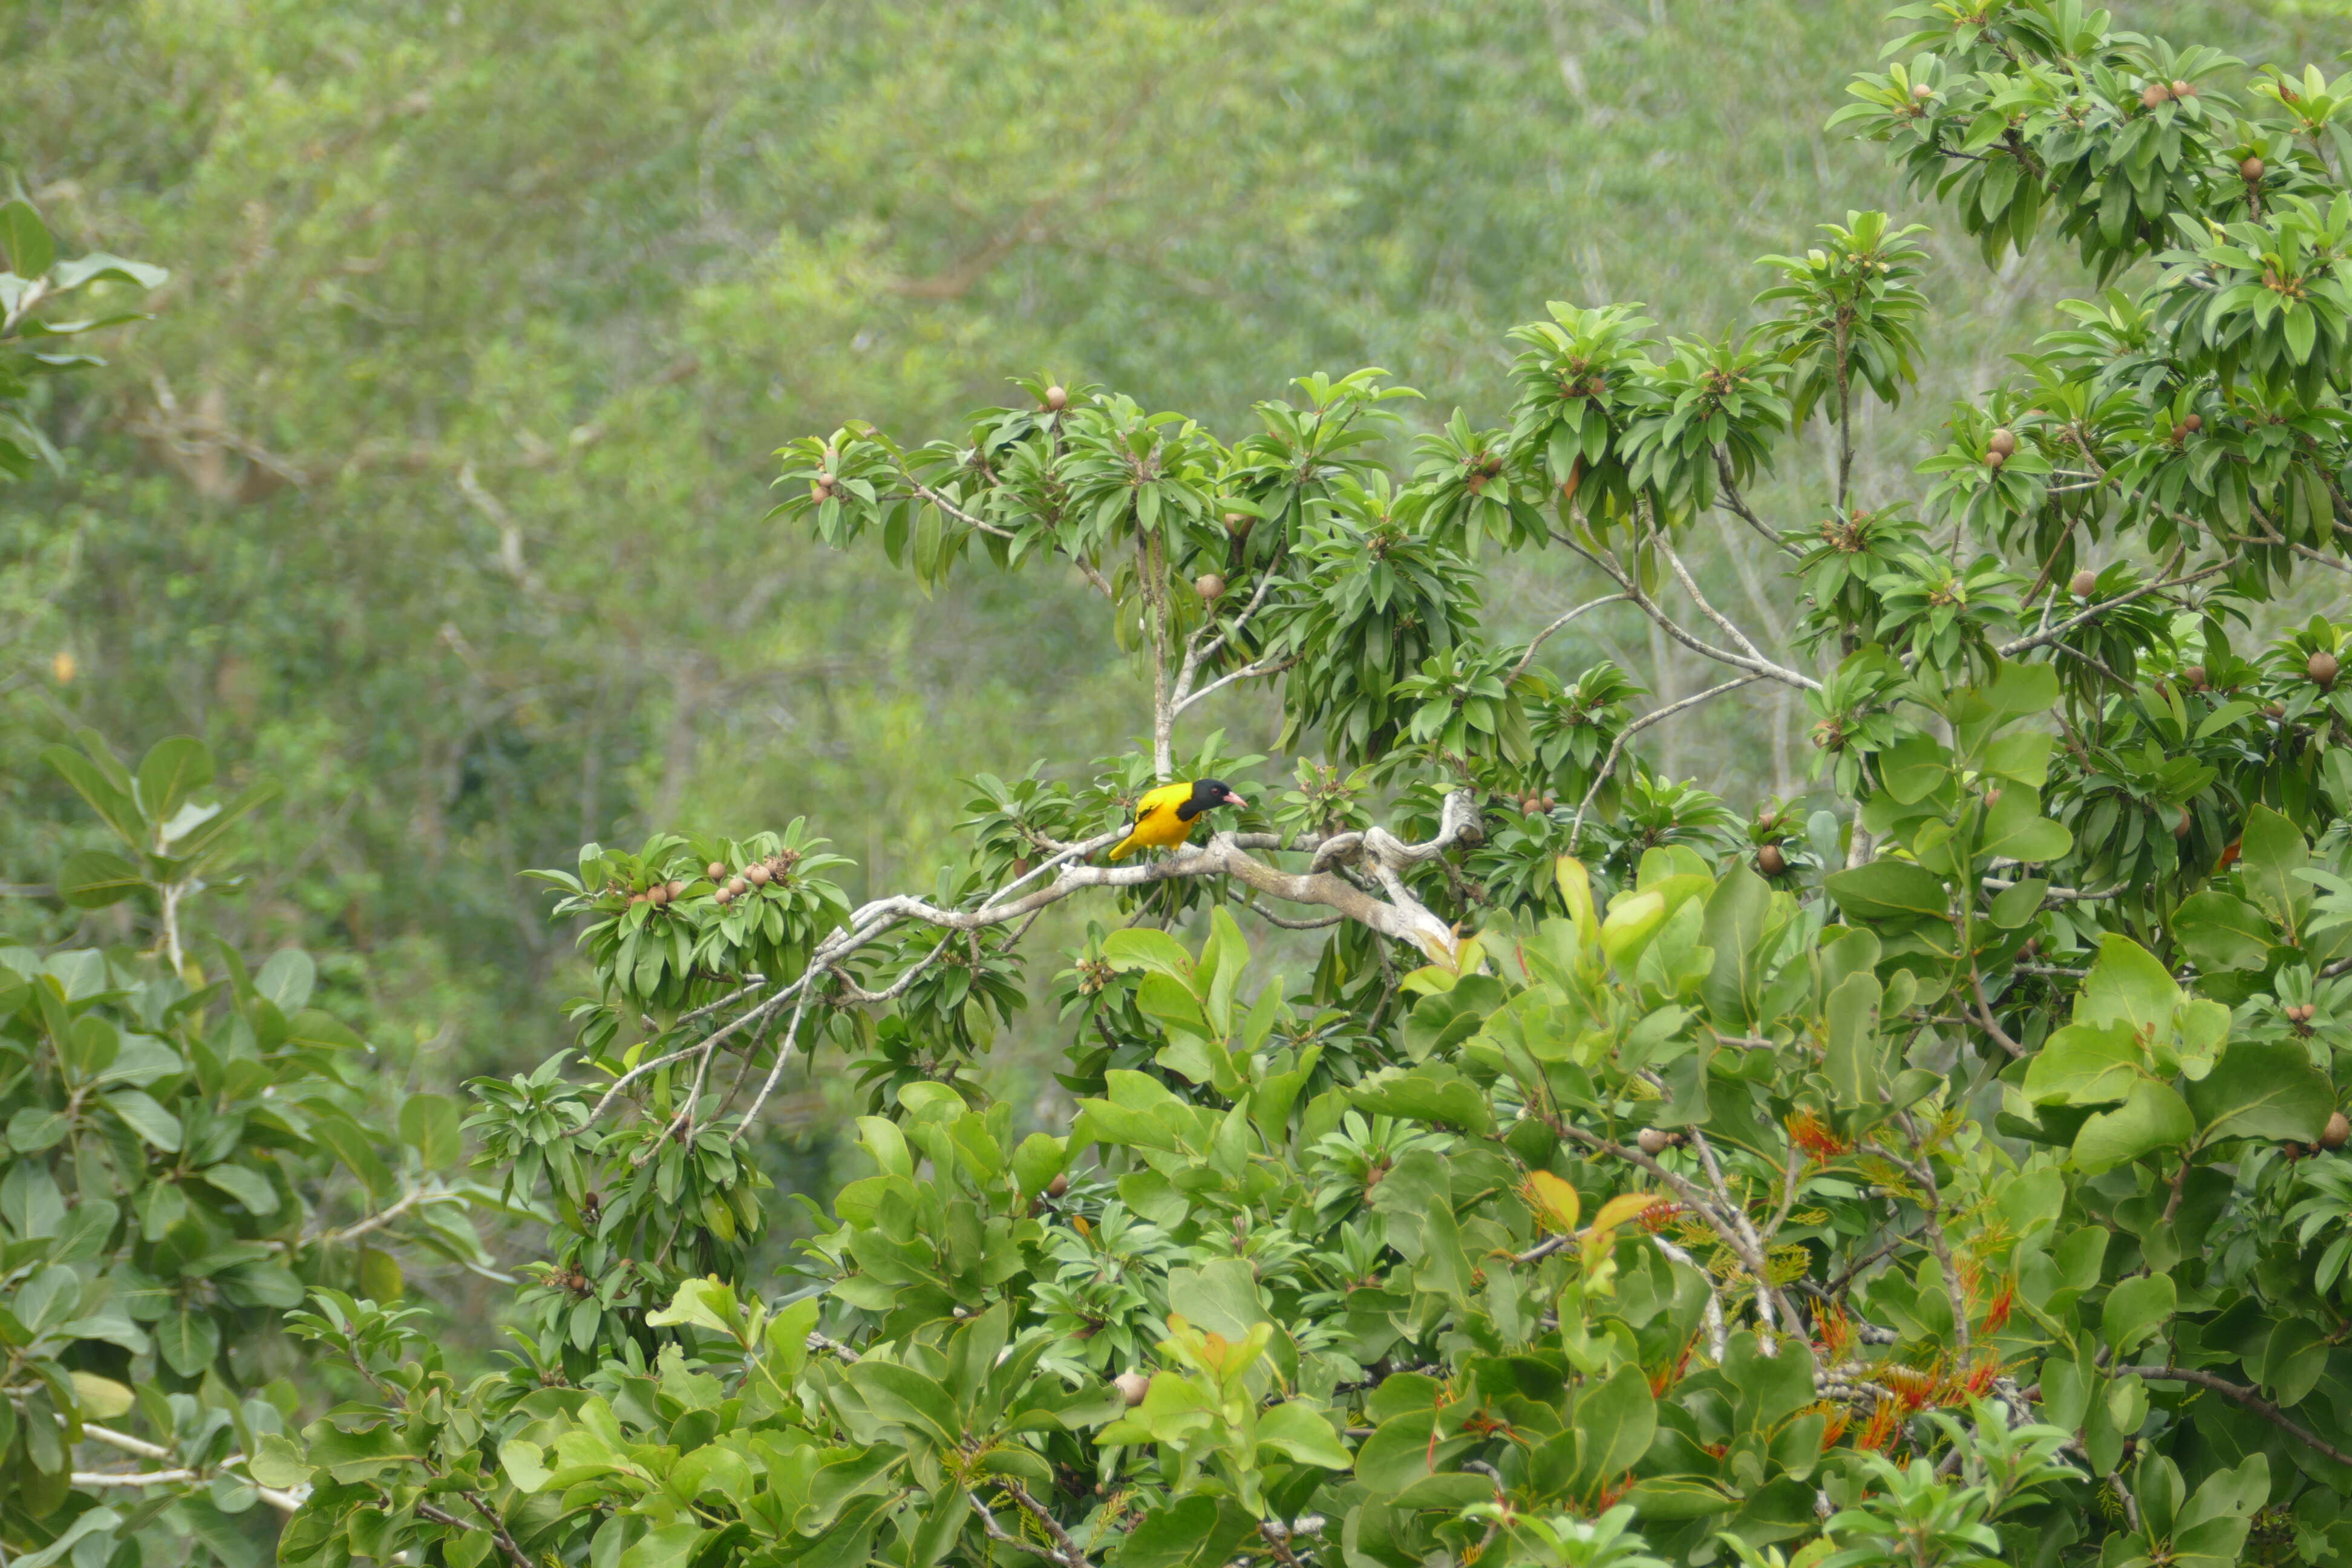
1106, 829, 1142, 861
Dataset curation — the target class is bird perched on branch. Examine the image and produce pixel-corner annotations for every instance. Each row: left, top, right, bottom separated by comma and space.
1106, 779, 1249, 861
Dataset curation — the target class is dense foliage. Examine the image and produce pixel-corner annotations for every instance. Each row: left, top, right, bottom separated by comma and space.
2, 731, 495, 1566
181, 6, 2352, 1568
19, 3, 2352, 1568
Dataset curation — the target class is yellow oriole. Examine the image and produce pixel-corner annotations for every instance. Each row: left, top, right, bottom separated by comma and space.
1106, 778, 1249, 860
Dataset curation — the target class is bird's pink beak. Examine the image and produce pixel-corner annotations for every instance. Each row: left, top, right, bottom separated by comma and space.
1224, 792, 1249, 809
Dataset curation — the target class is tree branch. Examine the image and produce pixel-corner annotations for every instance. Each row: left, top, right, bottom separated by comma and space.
1994, 560, 2231, 658
2119, 1365, 2352, 1469
1569, 675, 1766, 847
1508, 593, 1628, 684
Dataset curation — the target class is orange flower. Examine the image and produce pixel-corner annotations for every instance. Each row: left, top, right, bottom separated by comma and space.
1817, 1304, 1854, 1362
1854, 1399, 1903, 1452
1879, 1364, 1941, 1411
1978, 1277, 2015, 1336
1637, 1200, 1688, 1233
1785, 1109, 1851, 1165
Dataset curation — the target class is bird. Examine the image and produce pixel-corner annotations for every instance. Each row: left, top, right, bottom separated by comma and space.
1106, 778, 1249, 861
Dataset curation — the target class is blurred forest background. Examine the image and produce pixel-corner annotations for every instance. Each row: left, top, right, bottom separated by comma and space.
2, 0, 2339, 1287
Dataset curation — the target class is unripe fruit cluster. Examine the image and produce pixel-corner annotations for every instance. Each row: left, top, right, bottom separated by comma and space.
2287, 1003, 2320, 1025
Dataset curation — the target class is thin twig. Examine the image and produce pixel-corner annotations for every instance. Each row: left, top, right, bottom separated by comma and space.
1569, 675, 1765, 847
2119, 1365, 2352, 1468
1507, 593, 1628, 684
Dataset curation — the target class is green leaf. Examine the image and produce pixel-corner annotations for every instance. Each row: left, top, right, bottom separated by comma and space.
398, 1093, 463, 1171
1823, 970, 1883, 1108
42, 742, 145, 847
2023, 1023, 2148, 1106
500, 1437, 553, 1494
49, 254, 168, 292
2071, 1079, 2195, 1174
1878, 735, 1950, 805
1255, 1401, 1351, 1468
2184, 1040, 2331, 1145
56, 850, 144, 909
156, 1307, 221, 1377
2102, 1272, 2175, 1354
1823, 859, 1948, 923
2237, 805, 2308, 935
254, 947, 315, 1013
1624, 1476, 1737, 1520
309, 1112, 393, 1200
136, 736, 215, 825
102, 1089, 181, 1151
1573, 1363, 1657, 1489
1100, 928, 1195, 984
15, 1507, 117, 1568
645, 1276, 743, 1341
2074, 935, 2180, 1037
1978, 788, 2072, 864
2172, 892, 2273, 972
247, 1432, 313, 1489
1348, 1063, 1494, 1132
0, 201, 56, 280
846, 1361, 964, 1449
199, 1162, 279, 1215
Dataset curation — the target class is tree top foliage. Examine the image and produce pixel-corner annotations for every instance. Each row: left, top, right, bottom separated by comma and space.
18, 4, 2352, 1567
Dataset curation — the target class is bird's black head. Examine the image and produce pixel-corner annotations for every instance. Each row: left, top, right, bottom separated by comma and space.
1179, 778, 1249, 819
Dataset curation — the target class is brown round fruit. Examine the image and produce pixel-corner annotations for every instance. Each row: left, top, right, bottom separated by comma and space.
727, 875, 748, 897
1195, 572, 1227, 601
1985, 450, 2006, 469
2182, 413, 2203, 433
647, 884, 670, 906
2070, 569, 2098, 598
2325, 1111, 2350, 1151
667, 880, 687, 900
1045, 385, 1068, 412
2310, 650, 2340, 688
2171, 79, 2192, 97
713, 887, 733, 906
1757, 843, 1788, 875
1912, 82, 1935, 101
1114, 1372, 1151, 1406
2183, 664, 2208, 691
746, 864, 771, 887
1047, 1172, 1068, 1198
2142, 82, 2172, 108
1636, 1127, 1674, 1156
2241, 155, 2265, 182
707, 861, 727, 880
2174, 806, 2194, 840
2267, 702, 2286, 719
1987, 426, 2018, 458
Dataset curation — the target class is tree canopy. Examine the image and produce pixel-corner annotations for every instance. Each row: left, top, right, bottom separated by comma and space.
16, 3, 2352, 1568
